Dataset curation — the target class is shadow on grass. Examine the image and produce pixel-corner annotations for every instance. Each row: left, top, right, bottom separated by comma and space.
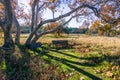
40, 48, 120, 80
50, 49, 80, 59
0, 45, 119, 80
50, 49, 120, 66
49, 49, 103, 66
35, 47, 102, 80
0, 46, 32, 80
0, 46, 64, 80
43, 53, 102, 80
79, 54, 120, 66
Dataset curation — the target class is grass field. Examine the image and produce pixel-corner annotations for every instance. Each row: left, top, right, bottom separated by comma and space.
39, 34, 120, 80
0, 34, 120, 80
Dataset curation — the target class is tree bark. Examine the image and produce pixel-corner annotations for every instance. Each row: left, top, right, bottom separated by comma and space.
13, 15, 20, 45
3, 29, 13, 48
3, 0, 14, 48
31, 0, 37, 32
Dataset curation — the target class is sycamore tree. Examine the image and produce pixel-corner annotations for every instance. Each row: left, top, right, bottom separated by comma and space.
0, 0, 119, 48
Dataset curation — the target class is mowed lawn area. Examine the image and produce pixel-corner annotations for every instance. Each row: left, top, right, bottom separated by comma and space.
0, 34, 120, 80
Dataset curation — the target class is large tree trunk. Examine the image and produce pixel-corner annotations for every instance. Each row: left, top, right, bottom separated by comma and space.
2, 0, 14, 48
3, 29, 14, 48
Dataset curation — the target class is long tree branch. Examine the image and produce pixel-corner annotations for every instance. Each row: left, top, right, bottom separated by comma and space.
36, 13, 83, 37
36, 4, 99, 33
31, 17, 73, 44
31, 14, 83, 44
25, 4, 99, 45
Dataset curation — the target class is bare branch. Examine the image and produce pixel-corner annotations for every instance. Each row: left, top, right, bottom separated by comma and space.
37, 3, 45, 12
83, 4, 100, 17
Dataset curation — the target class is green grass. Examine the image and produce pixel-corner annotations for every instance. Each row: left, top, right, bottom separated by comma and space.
0, 44, 120, 80
0, 34, 120, 80
41, 47, 120, 80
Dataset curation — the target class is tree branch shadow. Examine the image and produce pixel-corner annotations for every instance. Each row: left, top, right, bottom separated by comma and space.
49, 49, 101, 66
50, 49, 120, 66
0, 45, 119, 80
42, 51, 102, 80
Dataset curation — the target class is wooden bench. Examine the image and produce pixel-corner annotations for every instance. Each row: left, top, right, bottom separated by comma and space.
52, 40, 68, 48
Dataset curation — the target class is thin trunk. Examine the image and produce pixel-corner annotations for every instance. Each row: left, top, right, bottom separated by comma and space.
31, 0, 37, 32
15, 23, 20, 45
106, 30, 110, 37
57, 31, 60, 36
35, 1, 38, 27
34, 1, 39, 37
13, 15, 20, 45
25, 0, 37, 46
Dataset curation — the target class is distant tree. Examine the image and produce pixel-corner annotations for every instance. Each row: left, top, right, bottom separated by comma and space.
62, 26, 70, 35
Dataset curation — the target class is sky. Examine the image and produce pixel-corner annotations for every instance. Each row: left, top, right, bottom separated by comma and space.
42, 4, 84, 28
18, 0, 97, 28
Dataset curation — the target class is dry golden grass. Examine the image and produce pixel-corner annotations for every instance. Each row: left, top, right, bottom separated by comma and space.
74, 36, 120, 48
38, 34, 120, 55
0, 34, 120, 49
39, 34, 120, 48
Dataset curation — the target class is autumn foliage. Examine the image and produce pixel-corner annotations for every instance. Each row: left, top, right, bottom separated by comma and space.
45, 22, 64, 36
89, 19, 120, 36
